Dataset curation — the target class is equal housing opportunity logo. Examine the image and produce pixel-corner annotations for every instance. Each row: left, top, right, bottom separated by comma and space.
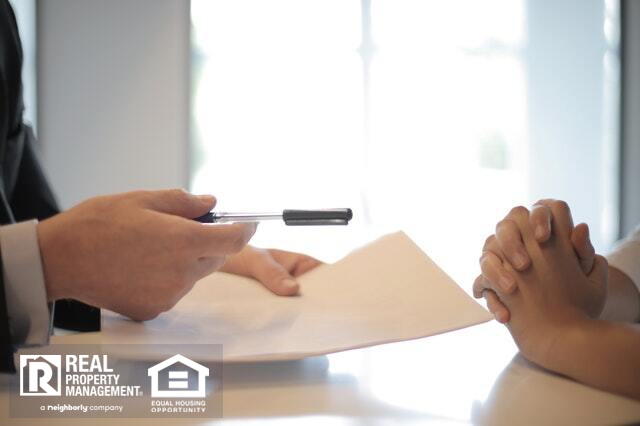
147, 354, 210, 414
148, 354, 209, 398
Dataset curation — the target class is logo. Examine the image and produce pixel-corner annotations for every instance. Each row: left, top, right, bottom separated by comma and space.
20, 355, 62, 396
148, 354, 209, 398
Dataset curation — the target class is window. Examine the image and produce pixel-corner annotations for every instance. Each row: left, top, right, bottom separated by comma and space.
191, 1, 620, 291
9, 0, 37, 129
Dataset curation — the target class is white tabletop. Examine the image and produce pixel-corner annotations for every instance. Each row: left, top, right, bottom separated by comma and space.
2, 320, 640, 425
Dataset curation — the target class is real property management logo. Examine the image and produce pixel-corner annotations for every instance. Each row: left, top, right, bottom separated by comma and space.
20, 355, 62, 396
19, 354, 141, 397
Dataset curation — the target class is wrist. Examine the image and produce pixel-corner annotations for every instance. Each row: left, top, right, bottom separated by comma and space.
600, 266, 640, 322
539, 316, 603, 375
37, 218, 71, 301
519, 308, 591, 369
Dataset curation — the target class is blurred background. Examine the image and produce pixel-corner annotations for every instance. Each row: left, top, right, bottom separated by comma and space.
10, 0, 640, 293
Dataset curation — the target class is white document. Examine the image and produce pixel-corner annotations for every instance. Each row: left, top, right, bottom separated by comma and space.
99, 231, 492, 362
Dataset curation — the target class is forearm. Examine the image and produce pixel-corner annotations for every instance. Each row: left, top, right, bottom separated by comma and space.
545, 319, 640, 400
600, 266, 640, 323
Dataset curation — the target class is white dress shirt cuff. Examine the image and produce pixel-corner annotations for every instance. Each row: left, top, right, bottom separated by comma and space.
607, 226, 640, 293
0, 219, 51, 347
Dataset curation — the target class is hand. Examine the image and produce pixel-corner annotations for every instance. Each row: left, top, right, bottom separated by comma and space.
220, 246, 322, 295
37, 189, 256, 321
488, 204, 608, 367
473, 200, 597, 323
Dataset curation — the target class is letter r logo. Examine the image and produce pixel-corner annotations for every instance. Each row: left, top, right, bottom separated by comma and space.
19, 355, 61, 396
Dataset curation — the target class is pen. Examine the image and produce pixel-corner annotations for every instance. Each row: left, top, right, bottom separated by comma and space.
194, 208, 353, 226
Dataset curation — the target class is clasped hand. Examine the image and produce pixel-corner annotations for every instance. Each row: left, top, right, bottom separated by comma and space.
472, 200, 608, 365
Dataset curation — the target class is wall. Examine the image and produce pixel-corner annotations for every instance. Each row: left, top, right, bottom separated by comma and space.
8, 0, 37, 128
621, 0, 640, 237
525, 0, 618, 250
37, 0, 190, 209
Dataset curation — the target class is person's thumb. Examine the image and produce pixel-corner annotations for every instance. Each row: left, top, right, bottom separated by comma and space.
250, 254, 300, 296
589, 254, 609, 286
143, 189, 216, 218
571, 223, 595, 274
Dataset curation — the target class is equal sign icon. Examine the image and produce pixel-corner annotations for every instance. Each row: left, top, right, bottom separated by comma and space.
168, 371, 189, 389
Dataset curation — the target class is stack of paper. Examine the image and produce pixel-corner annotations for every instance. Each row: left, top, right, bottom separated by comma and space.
100, 231, 492, 361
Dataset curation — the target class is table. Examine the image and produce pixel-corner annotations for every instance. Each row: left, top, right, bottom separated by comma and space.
2, 320, 639, 425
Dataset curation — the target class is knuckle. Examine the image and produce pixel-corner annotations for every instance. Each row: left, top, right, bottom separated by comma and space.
552, 200, 570, 214
483, 234, 497, 251
169, 188, 189, 201
531, 204, 550, 220
495, 219, 509, 233
130, 189, 149, 198
125, 190, 152, 206
473, 276, 487, 293
508, 205, 529, 218
479, 253, 495, 271
495, 219, 518, 242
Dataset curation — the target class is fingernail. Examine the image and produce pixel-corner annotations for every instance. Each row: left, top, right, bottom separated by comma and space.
513, 252, 528, 269
535, 225, 546, 240
500, 274, 514, 292
197, 194, 215, 204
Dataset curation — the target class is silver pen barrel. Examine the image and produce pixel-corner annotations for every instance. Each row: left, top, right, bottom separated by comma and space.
212, 212, 282, 223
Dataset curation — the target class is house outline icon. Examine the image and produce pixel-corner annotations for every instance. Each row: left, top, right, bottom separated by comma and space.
147, 354, 209, 398
19, 355, 62, 396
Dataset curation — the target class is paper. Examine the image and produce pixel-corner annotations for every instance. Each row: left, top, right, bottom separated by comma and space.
99, 231, 492, 362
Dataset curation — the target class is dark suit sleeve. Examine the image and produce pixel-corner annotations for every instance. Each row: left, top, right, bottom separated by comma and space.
0, 0, 98, 373
8, 125, 57, 222
0, 249, 16, 372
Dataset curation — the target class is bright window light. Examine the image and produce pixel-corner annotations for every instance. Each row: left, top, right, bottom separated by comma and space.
191, 1, 619, 293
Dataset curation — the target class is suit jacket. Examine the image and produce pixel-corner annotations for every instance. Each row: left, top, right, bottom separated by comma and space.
0, 0, 99, 373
